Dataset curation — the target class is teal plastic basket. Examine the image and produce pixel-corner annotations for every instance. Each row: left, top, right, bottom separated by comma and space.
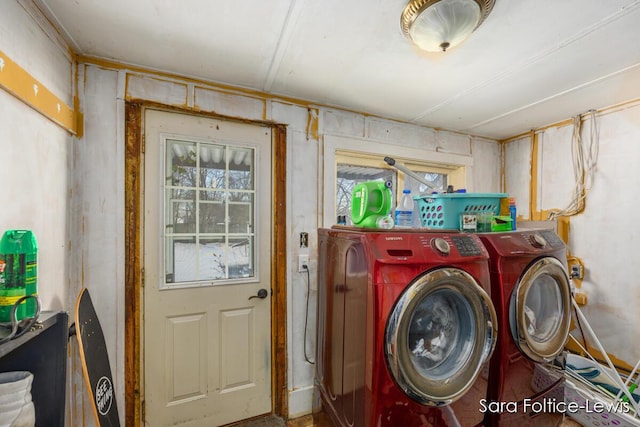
415, 193, 507, 229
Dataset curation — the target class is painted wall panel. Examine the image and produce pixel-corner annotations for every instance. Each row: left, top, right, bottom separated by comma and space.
0, 1, 72, 104
0, 0, 72, 341
472, 138, 502, 193
543, 106, 640, 366
366, 117, 437, 150
0, 2, 73, 421
72, 65, 125, 424
436, 130, 473, 156
195, 86, 265, 120
271, 101, 309, 132
539, 125, 576, 212
504, 136, 532, 219
0, 89, 69, 313
323, 109, 365, 137
78, 65, 122, 350
504, 103, 640, 367
127, 74, 188, 106
286, 128, 319, 416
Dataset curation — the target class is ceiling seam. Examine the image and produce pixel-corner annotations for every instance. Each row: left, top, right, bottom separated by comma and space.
409, 0, 640, 123
263, 0, 305, 93
19, 0, 74, 60
30, 0, 81, 54
465, 61, 640, 132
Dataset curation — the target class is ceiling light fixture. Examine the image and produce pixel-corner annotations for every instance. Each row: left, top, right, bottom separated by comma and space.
401, 0, 495, 52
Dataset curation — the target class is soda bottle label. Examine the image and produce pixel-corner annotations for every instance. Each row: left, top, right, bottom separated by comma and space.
0, 258, 5, 286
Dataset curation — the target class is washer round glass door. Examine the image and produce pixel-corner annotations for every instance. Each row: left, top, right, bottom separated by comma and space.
510, 256, 572, 362
385, 267, 497, 406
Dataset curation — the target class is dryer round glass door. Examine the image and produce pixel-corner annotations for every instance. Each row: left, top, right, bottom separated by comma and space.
385, 267, 497, 406
510, 256, 572, 362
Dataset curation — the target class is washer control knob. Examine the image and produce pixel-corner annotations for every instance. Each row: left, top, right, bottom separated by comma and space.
432, 238, 450, 255
531, 234, 547, 248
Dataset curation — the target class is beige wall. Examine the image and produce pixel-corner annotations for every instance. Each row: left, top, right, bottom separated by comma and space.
0, 0, 77, 423
0, 3, 72, 339
504, 103, 640, 367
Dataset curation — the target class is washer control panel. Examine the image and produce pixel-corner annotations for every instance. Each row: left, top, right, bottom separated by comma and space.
523, 230, 565, 249
450, 235, 483, 257
416, 233, 486, 258
539, 229, 565, 248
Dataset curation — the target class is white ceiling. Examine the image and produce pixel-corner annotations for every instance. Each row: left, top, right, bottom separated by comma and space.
36, 0, 640, 140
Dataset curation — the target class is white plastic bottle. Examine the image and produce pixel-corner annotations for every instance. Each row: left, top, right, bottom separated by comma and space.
395, 189, 414, 228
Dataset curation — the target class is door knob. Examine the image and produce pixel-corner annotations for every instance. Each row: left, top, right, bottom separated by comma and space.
249, 288, 269, 300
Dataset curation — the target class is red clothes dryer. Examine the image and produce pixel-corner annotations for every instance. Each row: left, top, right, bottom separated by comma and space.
314, 227, 497, 427
478, 229, 572, 426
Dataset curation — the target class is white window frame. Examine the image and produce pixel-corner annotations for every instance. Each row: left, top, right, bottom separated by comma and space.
321, 135, 474, 228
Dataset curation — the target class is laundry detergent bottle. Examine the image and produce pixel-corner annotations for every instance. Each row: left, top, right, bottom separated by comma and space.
351, 181, 393, 228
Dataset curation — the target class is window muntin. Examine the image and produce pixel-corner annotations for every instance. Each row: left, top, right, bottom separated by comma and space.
164, 139, 255, 286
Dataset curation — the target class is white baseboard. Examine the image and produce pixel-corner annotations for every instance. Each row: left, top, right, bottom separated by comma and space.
288, 386, 314, 419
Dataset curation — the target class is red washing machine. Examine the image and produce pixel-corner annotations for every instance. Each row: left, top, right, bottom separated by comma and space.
314, 227, 498, 427
478, 229, 572, 426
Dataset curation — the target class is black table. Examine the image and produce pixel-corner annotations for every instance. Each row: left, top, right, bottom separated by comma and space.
0, 311, 68, 427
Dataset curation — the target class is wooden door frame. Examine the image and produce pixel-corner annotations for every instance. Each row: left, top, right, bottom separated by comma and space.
124, 102, 288, 426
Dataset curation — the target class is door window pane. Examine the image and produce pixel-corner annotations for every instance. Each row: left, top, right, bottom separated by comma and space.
228, 192, 254, 234
198, 191, 224, 234
168, 141, 197, 186
166, 189, 196, 234
165, 139, 256, 285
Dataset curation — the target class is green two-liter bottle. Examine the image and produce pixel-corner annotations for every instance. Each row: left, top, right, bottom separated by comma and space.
0, 230, 38, 322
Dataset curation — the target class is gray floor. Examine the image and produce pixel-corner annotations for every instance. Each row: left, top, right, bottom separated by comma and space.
230, 415, 286, 427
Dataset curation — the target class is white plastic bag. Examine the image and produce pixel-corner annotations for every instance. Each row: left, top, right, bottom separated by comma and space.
0, 371, 35, 427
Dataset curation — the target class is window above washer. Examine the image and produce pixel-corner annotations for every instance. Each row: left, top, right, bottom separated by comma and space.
322, 135, 472, 228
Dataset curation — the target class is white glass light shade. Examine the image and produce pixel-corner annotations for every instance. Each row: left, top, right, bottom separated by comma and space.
401, 0, 494, 52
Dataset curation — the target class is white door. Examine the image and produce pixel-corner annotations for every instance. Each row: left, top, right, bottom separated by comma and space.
143, 109, 273, 426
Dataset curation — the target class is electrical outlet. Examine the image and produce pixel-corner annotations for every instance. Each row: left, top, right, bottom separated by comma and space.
298, 255, 309, 272
570, 264, 584, 280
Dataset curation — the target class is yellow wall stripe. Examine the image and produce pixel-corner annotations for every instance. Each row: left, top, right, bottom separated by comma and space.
0, 49, 78, 135
528, 130, 539, 220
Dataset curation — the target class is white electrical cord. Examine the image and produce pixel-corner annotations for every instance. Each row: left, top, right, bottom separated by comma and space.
302, 264, 315, 365
548, 110, 599, 220
571, 297, 640, 416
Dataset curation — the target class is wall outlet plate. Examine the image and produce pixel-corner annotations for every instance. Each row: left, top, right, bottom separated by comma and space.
570, 264, 584, 280
298, 255, 309, 272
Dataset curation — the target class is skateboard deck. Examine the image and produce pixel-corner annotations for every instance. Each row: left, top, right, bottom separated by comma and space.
75, 288, 121, 427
